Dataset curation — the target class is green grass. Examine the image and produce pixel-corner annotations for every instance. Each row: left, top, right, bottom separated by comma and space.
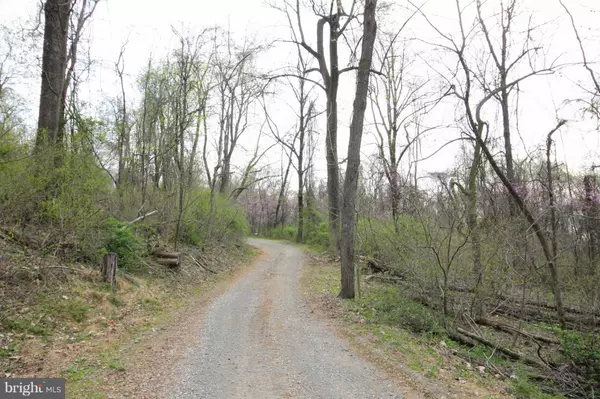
107, 295, 125, 308
4, 318, 51, 336
509, 368, 565, 399
63, 358, 99, 383
139, 297, 161, 312
348, 285, 443, 334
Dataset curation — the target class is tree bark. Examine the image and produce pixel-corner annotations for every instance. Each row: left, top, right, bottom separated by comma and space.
467, 139, 484, 318
297, 164, 304, 243
339, 0, 378, 299
275, 152, 292, 228
36, 0, 71, 147
102, 252, 118, 289
584, 175, 600, 264
326, 77, 340, 253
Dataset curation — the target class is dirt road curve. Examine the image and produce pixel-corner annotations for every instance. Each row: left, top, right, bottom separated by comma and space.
169, 239, 403, 399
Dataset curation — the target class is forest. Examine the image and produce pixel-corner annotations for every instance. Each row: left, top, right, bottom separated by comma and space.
1, 0, 600, 397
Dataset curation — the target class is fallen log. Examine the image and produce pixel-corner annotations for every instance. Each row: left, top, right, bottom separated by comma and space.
360, 257, 404, 278
364, 274, 403, 283
152, 251, 181, 259
155, 257, 181, 268
490, 304, 600, 329
152, 250, 182, 268
448, 285, 600, 318
476, 317, 560, 345
455, 327, 548, 369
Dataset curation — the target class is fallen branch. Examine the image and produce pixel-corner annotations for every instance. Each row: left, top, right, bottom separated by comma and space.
491, 304, 600, 330
456, 326, 548, 369
126, 210, 158, 226
359, 256, 404, 278
364, 274, 404, 283
476, 317, 560, 345
188, 254, 217, 274
117, 270, 141, 287
0, 227, 39, 249
449, 284, 600, 318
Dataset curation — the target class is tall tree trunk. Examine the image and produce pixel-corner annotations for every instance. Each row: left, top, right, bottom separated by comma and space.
391, 179, 400, 233
584, 175, 600, 265
36, 0, 71, 147
275, 153, 292, 228
220, 155, 231, 195
468, 140, 484, 318
339, 0, 378, 299
501, 86, 515, 189
325, 14, 342, 254
326, 94, 340, 253
297, 153, 304, 243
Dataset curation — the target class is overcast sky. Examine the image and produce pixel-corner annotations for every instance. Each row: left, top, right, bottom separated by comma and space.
1, 0, 599, 186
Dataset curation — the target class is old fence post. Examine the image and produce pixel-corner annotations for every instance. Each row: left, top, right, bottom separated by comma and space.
102, 252, 118, 289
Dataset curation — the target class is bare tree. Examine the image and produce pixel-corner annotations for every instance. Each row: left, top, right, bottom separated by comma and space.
58, 0, 99, 142
369, 31, 433, 233
228, 130, 274, 202
214, 32, 263, 195
114, 42, 131, 188
265, 51, 320, 242
172, 29, 206, 250
278, 0, 362, 252
559, 0, 600, 121
416, 0, 567, 326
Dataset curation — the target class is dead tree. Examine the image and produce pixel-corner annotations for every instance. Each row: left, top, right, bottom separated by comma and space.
114, 42, 131, 188
102, 253, 118, 289
559, 1, 600, 120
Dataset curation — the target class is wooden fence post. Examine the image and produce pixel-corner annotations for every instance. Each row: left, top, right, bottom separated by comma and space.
102, 252, 118, 289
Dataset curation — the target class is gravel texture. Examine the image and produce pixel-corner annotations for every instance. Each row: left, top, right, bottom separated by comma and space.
169, 239, 404, 399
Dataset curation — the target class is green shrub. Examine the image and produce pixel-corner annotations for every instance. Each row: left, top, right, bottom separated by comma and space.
183, 189, 249, 246
306, 221, 329, 249
0, 143, 110, 261
103, 218, 144, 272
354, 285, 442, 334
556, 329, 600, 386
269, 225, 297, 241
509, 367, 565, 399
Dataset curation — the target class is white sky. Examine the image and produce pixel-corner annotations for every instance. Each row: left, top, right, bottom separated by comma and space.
1, 0, 599, 187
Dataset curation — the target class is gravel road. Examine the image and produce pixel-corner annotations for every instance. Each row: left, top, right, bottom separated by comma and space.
169, 239, 404, 399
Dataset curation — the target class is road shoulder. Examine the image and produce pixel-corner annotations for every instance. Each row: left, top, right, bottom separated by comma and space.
300, 251, 512, 399
65, 246, 261, 399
